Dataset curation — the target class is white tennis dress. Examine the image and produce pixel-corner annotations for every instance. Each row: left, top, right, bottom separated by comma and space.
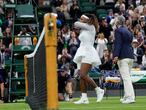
73, 21, 101, 68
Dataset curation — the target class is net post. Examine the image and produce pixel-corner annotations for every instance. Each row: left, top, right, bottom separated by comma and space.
44, 13, 58, 110
24, 55, 28, 97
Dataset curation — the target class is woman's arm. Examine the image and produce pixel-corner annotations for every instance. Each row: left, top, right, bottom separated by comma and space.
74, 21, 91, 30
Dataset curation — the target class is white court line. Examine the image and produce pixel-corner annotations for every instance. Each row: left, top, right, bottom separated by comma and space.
60, 106, 146, 110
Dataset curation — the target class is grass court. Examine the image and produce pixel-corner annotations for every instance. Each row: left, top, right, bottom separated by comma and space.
0, 96, 146, 110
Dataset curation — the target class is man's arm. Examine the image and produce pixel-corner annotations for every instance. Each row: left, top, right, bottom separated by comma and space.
113, 29, 122, 62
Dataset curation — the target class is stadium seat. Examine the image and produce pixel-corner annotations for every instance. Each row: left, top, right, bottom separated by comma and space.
80, 2, 96, 14
98, 14, 107, 20
15, 4, 34, 18
96, 9, 108, 18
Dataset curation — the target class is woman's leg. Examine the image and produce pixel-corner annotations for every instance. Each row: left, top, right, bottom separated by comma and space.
79, 63, 97, 92
74, 63, 104, 104
74, 63, 92, 104
80, 63, 104, 102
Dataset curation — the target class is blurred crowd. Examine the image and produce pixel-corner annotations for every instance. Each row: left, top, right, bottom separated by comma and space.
53, 0, 146, 71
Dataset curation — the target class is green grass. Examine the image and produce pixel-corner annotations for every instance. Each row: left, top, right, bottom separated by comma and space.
0, 96, 146, 110
0, 101, 30, 110
60, 96, 146, 110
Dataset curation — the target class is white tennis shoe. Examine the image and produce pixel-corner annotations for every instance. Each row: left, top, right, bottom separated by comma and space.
96, 89, 104, 102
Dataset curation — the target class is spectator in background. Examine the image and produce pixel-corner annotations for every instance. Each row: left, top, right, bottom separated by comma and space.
0, 6, 4, 28
106, 9, 114, 24
0, 0, 4, 6
58, 48, 72, 61
125, 19, 133, 32
143, 35, 146, 51
57, 29, 64, 55
73, 14, 104, 104
132, 8, 141, 22
2, 27, 12, 58
113, 15, 135, 104
0, 46, 5, 103
58, 48, 72, 69
62, 25, 71, 48
110, 13, 119, 31
95, 33, 108, 59
2, 27, 12, 49
115, 0, 125, 14
139, 15, 146, 37
99, 49, 113, 70
60, 0, 71, 20
135, 31, 144, 48
56, 7, 66, 27
51, 0, 62, 7
99, 17, 113, 42
3, 12, 13, 29
142, 6, 146, 19
141, 50, 146, 70
132, 39, 143, 68
136, 2, 144, 14
69, 0, 81, 21
0, 6, 3, 15
68, 31, 80, 58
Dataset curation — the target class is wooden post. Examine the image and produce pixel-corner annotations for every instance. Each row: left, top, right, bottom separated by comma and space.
44, 13, 58, 110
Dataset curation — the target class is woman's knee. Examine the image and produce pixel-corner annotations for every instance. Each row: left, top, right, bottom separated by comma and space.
80, 72, 88, 80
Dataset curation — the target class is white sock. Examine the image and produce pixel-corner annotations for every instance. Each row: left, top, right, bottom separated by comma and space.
81, 93, 87, 99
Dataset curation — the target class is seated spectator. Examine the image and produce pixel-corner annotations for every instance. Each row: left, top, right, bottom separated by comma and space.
51, 0, 62, 7
68, 31, 80, 57
106, 9, 114, 24
3, 12, 13, 29
62, 25, 71, 47
0, 0, 4, 6
99, 17, 113, 42
99, 49, 113, 70
58, 65, 74, 101
115, 0, 125, 14
60, 0, 71, 20
69, 0, 81, 20
56, 7, 66, 27
2, 26, 12, 58
141, 50, 146, 70
2, 27, 12, 52
58, 48, 72, 69
142, 6, 146, 19
136, 31, 144, 48
58, 48, 72, 61
132, 39, 144, 68
143, 36, 146, 52
57, 29, 64, 55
